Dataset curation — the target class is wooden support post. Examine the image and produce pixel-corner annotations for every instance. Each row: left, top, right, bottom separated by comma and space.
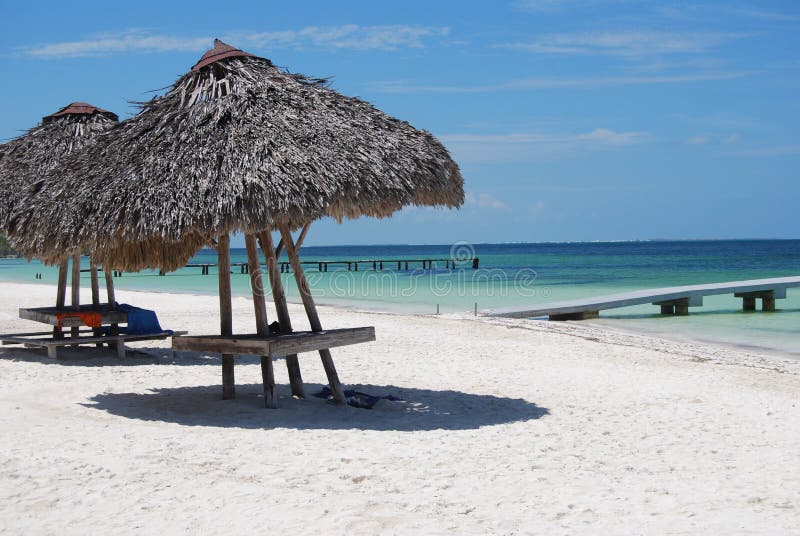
405, 261, 409, 270
218, 234, 235, 400
295, 222, 311, 250
90, 265, 100, 306
397, 261, 401, 270
742, 297, 756, 311
258, 230, 304, 398
379, 261, 383, 271
90, 264, 102, 346
473, 258, 480, 269
245, 234, 276, 408
116, 340, 126, 360
278, 224, 347, 406
53, 259, 69, 340
104, 268, 119, 344
762, 297, 776, 312
70, 254, 80, 339
660, 304, 674, 315
674, 303, 689, 316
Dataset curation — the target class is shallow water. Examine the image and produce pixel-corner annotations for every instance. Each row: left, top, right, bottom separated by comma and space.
1, 239, 798, 356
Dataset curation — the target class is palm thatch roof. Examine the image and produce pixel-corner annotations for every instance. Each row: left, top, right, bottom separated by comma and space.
0, 103, 118, 235
10, 40, 463, 271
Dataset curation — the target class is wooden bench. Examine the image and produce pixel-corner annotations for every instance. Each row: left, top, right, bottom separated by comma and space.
172, 327, 375, 358
0, 330, 186, 359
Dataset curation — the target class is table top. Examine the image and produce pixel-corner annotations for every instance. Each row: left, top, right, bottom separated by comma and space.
19, 304, 128, 327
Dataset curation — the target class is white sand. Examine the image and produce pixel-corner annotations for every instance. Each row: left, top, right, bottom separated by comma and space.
0, 281, 798, 534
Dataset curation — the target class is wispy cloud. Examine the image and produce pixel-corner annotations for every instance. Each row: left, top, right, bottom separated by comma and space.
500, 30, 750, 58
442, 128, 649, 146
16, 26, 450, 58
372, 70, 755, 93
686, 135, 711, 145
685, 133, 741, 145
724, 7, 800, 22
732, 145, 800, 157
238, 25, 449, 51
18, 30, 210, 58
440, 128, 650, 163
512, 0, 573, 11
465, 192, 511, 211
512, 0, 621, 12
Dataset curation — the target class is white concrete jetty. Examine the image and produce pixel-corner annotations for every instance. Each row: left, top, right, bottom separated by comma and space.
486, 276, 800, 320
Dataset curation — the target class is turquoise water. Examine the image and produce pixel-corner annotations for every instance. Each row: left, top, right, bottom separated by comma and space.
1, 239, 798, 356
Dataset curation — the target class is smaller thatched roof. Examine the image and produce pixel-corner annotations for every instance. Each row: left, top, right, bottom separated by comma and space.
10, 40, 463, 271
0, 103, 118, 237
43, 102, 118, 123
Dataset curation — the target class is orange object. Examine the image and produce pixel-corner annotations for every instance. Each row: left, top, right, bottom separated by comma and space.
56, 312, 103, 329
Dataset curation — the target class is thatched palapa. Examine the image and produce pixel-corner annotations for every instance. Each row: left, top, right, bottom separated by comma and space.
0, 102, 118, 236
9, 40, 463, 406
0, 102, 120, 343
11, 39, 463, 271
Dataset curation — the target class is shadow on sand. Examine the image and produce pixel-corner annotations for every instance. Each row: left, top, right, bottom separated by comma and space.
0, 346, 260, 367
83, 383, 549, 431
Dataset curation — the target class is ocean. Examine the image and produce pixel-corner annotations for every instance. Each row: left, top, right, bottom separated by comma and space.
1, 239, 798, 357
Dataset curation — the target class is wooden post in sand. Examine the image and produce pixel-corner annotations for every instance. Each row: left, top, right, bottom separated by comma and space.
245, 234, 276, 408
70, 254, 81, 339
217, 234, 235, 400
258, 230, 305, 398
278, 224, 347, 406
90, 264, 102, 345
53, 259, 69, 340
104, 268, 119, 343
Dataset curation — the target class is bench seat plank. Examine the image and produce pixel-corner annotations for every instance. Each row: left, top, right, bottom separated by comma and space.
172, 327, 376, 357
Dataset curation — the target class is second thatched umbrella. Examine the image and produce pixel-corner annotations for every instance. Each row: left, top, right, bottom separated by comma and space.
12, 40, 464, 406
0, 103, 119, 339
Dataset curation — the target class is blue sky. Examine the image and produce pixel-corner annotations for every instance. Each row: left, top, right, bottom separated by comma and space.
1, 0, 798, 246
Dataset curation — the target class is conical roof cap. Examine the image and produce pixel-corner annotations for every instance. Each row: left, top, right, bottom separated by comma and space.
43, 102, 118, 124
191, 38, 255, 71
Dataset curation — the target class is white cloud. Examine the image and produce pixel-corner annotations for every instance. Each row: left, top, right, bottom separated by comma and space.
686, 133, 741, 145
529, 201, 545, 219
16, 26, 450, 58
371, 70, 755, 93
240, 25, 449, 51
512, 0, 572, 11
440, 128, 649, 163
441, 128, 649, 146
732, 145, 800, 157
512, 0, 619, 12
577, 128, 648, 145
465, 192, 511, 211
500, 30, 750, 58
686, 135, 711, 145
18, 30, 210, 58
725, 7, 800, 22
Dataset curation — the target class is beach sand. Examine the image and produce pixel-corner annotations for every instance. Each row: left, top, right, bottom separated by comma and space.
0, 282, 798, 534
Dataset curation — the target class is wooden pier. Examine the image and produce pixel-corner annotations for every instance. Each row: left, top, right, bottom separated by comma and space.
149, 256, 480, 276
485, 276, 800, 320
